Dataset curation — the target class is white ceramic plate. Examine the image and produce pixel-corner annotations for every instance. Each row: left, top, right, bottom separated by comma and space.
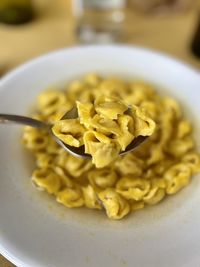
1, 45, 200, 267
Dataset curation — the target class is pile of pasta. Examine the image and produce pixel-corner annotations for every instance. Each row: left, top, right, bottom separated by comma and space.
52, 96, 156, 168
23, 74, 200, 220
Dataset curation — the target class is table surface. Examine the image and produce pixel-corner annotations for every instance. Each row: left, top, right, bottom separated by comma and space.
1, 0, 200, 266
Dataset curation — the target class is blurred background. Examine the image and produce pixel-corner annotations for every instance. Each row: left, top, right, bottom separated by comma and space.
0, 0, 200, 265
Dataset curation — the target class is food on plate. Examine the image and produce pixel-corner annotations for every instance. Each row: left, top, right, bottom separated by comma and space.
23, 74, 200, 219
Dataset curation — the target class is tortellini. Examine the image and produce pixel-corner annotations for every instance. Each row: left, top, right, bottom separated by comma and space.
116, 177, 150, 201
56, 186, 84, 208
98, 189, 130, 220
37, 89, 72, 123
23, 74, 200, 220
52, 95, 156, 168
88, 168, 118, 192
82, 185, 102, 210
164, 164, 191, 194
52, 119, 86, 147
32, 168, 62, 194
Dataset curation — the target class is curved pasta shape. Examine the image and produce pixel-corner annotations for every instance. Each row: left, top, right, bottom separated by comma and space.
32, 168, 62, 194
78, 89, 96, 103
45, 137, 61, 154
143, 188, 165, 205
131, 105, 156, 137
166, 137, 194, 157
140, 101, 158, 120
164, 164, 191, 194
23, 127, 49, 152
117, 115, 135, 150
152, 160, 174, 176
99, 78, 128, 98
56, 186, 84, 208
151, 177, 167, 189
61, 154, 93, 178
95, 96, 128, 120
162, 97, 182, 119
124, 82, 156, 106
160, 111, 175, 145
182, 152, 200, 174
147, 144, 164, 165
53, 166, 74, 188
66, 80, 86, 102
84, 131, 120, 168
82, 185, 102, 209
116, 177, 150, 201
131, 201, 145, 211
90, 114, 121, 136
88, 168, 118, 192
37, 89, 72, 122
52, 119, 86, 147
36, 153, 55, 168
38, 90, 66, 113
114, 153, 144, 176
84, 73, 101, 87
176, 120, 192, 139
77, 101, 94, 128
98, 189, 130, 220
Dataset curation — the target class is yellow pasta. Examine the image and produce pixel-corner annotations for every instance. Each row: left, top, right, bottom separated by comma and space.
95, 96, 128, 120
166, 137, 194, 157
143, 188, 165, 205
182, 152, 200, 174
98, 189, 130, 220
52, 119, 86, 147
176, 120, 192, 139
52, 95, 156, 168
82, 185, 102, 210
164, 164, 191, 194
88, 168, 118, 192
23, 126, 49, 152
32, 168, 62, 194
23, 74, 200, 220
56, 186, 84, 208
37, 89, 72, 123
60, 153, 92, 178
36, 153, 55, 168
131, 201, 145, 211
116, 177, 150, 201
114, 153, 144, 177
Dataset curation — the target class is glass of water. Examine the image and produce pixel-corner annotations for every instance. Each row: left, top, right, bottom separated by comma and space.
73, 0, 127, 43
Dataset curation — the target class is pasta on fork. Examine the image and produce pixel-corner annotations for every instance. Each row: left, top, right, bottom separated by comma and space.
52, 96, 156, 168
